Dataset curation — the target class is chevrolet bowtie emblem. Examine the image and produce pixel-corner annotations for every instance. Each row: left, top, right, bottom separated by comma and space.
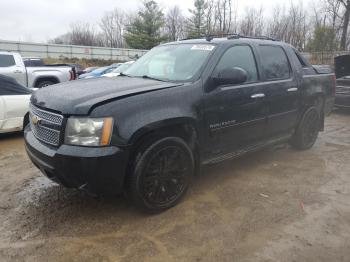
31, 115, 41, 125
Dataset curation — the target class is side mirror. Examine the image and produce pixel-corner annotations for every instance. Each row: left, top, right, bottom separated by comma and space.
213, 67, 248, 86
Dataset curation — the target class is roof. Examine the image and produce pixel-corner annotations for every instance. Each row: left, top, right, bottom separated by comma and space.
164, 35, 286, 47
23, 57, 42, 60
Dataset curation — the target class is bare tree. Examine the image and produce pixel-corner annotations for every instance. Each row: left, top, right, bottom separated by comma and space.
267, 5, 287, 40
69, 22, 102, 46
286, 3, 308, 49
266, 3, 309, 50
213, 0, 234, 34
323, 0, 342, 30
49, 33, 72, 45
321, 0, 350, 50
206, 0, 216, 34
339, 0, 350, 50
100, 9, 126, 48
240, 7, 264, 36
165, 6, 185, 41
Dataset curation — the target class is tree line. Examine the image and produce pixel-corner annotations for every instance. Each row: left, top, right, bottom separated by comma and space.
49, 0, 350, 52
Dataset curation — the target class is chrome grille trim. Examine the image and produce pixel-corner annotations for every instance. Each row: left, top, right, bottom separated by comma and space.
29, 104, 64, 146
30, 104, 63, 125
30, 121, 61, 146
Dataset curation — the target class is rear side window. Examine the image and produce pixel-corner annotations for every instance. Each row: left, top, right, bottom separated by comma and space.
259, 46, 291, 80
0, 54, 15, 67
215, 45, 258, 83
24, 59, 44, 67
293, 49, 310, 68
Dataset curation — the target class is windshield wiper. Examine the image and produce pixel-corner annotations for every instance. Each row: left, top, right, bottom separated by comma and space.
119, 72, 131, 77
141, 75, 168, 82
119, 73, 169, 82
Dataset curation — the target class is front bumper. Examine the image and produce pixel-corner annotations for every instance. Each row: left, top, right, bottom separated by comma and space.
335, 93, 350, 108
24, 125, 130, 195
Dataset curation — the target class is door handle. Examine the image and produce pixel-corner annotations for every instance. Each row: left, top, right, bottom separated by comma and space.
287, 87, 298, 92
251, 93, 265, 99
14, 70, 23, 74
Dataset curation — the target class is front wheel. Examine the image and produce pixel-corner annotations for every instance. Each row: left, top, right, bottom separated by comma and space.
290, 107, 320, 150
128, 137, 194, 213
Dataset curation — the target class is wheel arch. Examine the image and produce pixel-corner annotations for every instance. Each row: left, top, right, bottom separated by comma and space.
34, 76, 59, 87
125, 117, 200, 179
128, 117, 199, 150
301, 92, 325, 131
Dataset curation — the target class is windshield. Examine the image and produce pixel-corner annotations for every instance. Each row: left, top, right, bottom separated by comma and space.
111, 63, 133, 73
124, 44, 215, 82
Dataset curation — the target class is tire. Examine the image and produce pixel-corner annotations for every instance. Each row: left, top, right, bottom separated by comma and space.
36, 80, 55, 88
128, 137, 194, 213
290, 107, 320, 150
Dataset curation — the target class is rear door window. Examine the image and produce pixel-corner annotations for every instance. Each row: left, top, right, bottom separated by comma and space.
24, 59, 43, 67
258, 45, 291, 80
0, 54, 16, 67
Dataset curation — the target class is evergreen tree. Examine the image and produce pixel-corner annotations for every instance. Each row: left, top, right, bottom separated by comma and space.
307, 26, 338, 52
124, 1, 166, 49
186, 0, 208, 38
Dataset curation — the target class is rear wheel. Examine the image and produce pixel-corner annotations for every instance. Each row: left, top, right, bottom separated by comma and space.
290, 107, 320, 150
36, 80, 55, 88
128, 137, 194, 213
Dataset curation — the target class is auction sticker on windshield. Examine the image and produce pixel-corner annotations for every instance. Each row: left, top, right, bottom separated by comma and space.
191, 45, 215, 51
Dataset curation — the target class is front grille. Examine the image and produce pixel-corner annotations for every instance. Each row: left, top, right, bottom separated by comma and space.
29, 104, 64, 146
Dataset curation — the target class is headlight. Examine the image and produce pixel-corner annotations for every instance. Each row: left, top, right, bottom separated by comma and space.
64, 117, 113, 146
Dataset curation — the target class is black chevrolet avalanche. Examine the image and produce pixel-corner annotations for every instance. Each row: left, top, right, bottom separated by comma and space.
25, 36, 335, 212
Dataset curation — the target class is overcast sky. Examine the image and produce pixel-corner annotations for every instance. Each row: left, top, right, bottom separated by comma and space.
0, 0, 314, 43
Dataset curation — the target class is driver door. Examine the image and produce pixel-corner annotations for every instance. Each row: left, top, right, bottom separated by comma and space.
202, 45, 269, 160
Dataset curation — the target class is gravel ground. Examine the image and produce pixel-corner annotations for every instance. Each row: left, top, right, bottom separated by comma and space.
0, 111, 350, 262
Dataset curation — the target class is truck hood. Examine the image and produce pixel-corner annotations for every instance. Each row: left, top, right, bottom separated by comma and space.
31, 77, 182, 115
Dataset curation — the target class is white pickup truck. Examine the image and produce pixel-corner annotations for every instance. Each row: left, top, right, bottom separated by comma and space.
0, 51, 76, 88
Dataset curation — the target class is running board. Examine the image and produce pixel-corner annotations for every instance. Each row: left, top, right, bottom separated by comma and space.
202, 135, 291, 165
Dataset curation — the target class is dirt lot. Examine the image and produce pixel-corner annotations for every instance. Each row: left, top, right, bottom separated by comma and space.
0, 111, 350, 262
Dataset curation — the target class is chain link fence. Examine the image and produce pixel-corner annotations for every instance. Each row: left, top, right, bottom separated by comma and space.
302, 51, 350, 66
0, 40, 148, 61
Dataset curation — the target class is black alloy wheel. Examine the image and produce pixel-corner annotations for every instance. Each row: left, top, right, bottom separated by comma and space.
291, 107, 320, 150
128, 137, 194, 213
